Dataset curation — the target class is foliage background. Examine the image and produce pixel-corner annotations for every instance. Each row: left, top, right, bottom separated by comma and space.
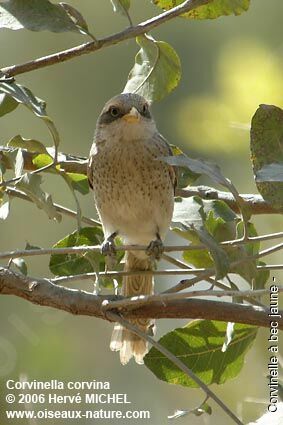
0, 0, 282, 423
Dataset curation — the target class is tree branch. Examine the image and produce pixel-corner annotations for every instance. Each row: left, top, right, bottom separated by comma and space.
1, 267, 281, 330
1, 0, 210, 78
177, 186, 283, 214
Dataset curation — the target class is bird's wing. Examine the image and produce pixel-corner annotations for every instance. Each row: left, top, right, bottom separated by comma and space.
87, 155, 94, 190
87, 142, 99, 190
154, 132, 177, 194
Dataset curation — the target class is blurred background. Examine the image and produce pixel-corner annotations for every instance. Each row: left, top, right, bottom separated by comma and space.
0, 0, 282, 423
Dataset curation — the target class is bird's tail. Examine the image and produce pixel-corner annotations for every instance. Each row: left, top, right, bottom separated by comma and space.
110, 251, 154, 365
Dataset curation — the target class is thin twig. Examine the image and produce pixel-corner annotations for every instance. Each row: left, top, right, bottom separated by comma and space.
51, 268, 209, 284
6, 187, 100, 226
2, 232, 283, 261
106, 311, 244, 425
51, 263, 283, 285
162, 254, 266, 306
104, 287, 283, 312
1, 0, 211, 77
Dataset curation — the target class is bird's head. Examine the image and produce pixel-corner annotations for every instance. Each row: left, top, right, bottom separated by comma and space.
95, 93, 157, 142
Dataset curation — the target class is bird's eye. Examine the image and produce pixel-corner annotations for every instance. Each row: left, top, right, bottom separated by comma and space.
109, 106, 120, 117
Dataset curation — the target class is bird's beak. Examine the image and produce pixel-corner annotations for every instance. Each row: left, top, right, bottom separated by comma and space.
122, 107, 140, 123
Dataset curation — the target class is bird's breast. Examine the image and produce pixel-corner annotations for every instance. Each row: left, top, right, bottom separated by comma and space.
90, 137, 174, 244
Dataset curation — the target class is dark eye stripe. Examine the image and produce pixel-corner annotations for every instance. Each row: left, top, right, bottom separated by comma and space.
98, 110, 123, 125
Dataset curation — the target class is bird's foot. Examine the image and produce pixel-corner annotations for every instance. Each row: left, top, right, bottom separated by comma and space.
101, 233, 117, 269
146, 236, 164, 261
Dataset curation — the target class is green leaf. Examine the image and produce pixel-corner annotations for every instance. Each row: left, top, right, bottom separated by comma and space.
25, 242, 41, 250
196, 226, 229, 279
222, 322, 235, 352
162, 154, 229, 187
123, 34, 181, 102
0, 148, 18, 176
254, 261, 270, 290
170, 145, 200, 187
111, 0, 131, 17
174, 197, 230, 279
0, 0, 84, 33
49, 226, 105, 276
153, 0, 250, 19
8, 135, 48, 154
66, 173, 89, 195
197, 402, 212, 416
0, 193, 10, 220
144, 320, 257, 387
256, 163, 283, 183
173, 196, 207, 230
59, 2, 91, 35
32, 153, 53, 169
0, 93, 18, 117
15, 148, 24, 178
0, 81, 46, 117
0, 81, 60, 153
168, 401, 212, 420
12, 258, 27, 275
250, 104, 283, 210
16, 173, 61, 221
173, 197, 263, 285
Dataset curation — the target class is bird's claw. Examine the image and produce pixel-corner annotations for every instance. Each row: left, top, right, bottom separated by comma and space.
101, 238, 116, 257
101, 236, 117, 269
146, 238, 164, 260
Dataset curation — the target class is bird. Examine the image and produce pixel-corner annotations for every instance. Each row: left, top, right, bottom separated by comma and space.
88, 93, 176, 365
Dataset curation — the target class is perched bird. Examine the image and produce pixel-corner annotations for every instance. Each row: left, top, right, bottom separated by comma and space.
88, 93, 176, 365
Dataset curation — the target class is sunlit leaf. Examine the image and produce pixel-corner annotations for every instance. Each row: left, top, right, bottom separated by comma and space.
196, 226, 229, 279
197, 402, 212, 416
0, 81, 60, 153
173, 197, 264, 285
25, 241, 41, 250
170, 144, 200, 187
168, 401, 212, 420
0, 193, 10, 220
12, 258, 27, 275
145, 320, 257, 387
111, 0, 131, 18
173, 197, 231, 277
66, 173, 89, 195
0, 93, 18, 117
8, 135, 48, 154
0, 0, 84, 33
0, 81, 46, 117
15, 148, 24, 178
256, 163, 283, 183
153, 0, 250, 19
163, 154, 229, 187
49, 226, 105, 276
59, 2, 90, 35
253, 261, 270, 290
124, 34, 181, 102
222, 322, 234, 352
250, 104, 283, 210
16, 173, 61, 221
32, 153, 53, 169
